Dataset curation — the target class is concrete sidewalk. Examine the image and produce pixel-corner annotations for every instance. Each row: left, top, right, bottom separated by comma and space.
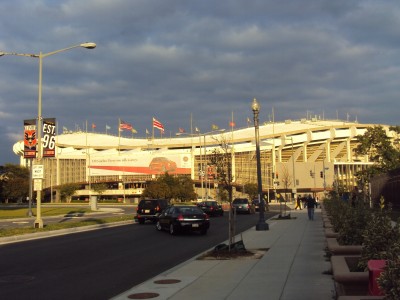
112, 208, 335, 300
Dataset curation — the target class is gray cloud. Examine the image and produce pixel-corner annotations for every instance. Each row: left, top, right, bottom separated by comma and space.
0, 0, 399, 164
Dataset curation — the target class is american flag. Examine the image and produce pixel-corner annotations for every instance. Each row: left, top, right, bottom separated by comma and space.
119, 120, 133, 130
153, 118, 164, 132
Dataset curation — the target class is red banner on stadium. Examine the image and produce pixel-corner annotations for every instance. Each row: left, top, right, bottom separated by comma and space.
42, 118, 56, 157
23, 119, 37, 159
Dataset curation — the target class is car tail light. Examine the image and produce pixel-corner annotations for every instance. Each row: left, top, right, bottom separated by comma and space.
156, 205, 160, 212
177, 214, 184, 221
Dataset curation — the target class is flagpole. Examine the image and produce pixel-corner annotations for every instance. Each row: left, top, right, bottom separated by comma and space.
118, 118, 121, 154
152, 118, 154, 141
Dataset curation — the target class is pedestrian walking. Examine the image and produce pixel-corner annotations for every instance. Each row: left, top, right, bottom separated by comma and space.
294, 195, 302, 210
306, 194, 316, 220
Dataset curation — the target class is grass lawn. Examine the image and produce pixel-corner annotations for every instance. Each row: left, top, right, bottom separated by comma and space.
0, 207, 92, 219
0, 214, 133, 238
0, 205, 134, 238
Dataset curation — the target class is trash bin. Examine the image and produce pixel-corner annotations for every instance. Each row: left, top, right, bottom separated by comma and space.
368, 260, 386, 296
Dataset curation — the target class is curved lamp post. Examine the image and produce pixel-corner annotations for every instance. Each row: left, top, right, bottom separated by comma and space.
1, 42, 96, 228
252, 98, 269, 231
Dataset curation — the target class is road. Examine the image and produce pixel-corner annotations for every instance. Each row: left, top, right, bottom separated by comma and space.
0, 211, 277, 300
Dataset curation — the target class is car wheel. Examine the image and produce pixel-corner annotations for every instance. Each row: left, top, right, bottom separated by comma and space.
156, 221, 162, 231
200, 229, 208, 235
169, 224, 176, 235
138, 218, 145, 224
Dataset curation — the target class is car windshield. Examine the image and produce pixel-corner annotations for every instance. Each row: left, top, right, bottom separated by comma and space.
233, 199, 248, 204
177, 207, 203, 214
140, 200, 157, 208
205, 201, 216, 206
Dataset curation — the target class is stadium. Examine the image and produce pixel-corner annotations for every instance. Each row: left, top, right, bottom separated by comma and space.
13, 117, 392, 203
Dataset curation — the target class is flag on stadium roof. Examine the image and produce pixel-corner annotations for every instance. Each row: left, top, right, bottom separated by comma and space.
153, 118, 164, 132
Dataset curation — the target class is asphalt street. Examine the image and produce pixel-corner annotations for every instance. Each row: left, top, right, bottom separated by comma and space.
0, 210, 277, 300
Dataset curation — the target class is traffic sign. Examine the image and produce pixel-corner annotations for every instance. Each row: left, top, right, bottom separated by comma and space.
33, 179, 43, 191
32, 165, 44, 179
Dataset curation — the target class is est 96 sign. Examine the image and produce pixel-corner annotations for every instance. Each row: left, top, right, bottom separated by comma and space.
43, 118, 56, 157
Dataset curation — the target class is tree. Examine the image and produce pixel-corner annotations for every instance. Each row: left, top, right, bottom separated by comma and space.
142, 180, 171, 199
141, 173, 196, 201
175, 176, 197, 202
0, 164, 30, 203
243, 183, 258, 201
59, 183, 80, 203
209, 135, 236, 248
280, 164, 292, 201
92, 183, 108, 201
353, 126, 400, 206
354, 126, 400, 180
209, 137, 234, 204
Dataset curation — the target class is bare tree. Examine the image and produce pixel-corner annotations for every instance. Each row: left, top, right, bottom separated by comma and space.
278, 164, 292, 216
280, 164, 292, 201
209, 135, 236, 249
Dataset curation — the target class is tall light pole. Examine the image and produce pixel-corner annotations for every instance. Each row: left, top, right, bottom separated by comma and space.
287, 137, 296, 202
1, 42, 96, 228
252, 98, 269, 231
177, 128, 225, 200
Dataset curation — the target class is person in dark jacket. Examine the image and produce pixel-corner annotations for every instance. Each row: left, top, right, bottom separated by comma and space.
306, 194, 316, 220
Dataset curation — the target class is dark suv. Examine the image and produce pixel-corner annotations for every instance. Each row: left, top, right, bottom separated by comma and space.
136, 199, 169, 224
197, 200, 224, 216
232, 198, 254, 214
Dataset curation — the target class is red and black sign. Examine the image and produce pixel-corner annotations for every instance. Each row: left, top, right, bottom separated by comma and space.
23, 119, 37, 159
42, 118, 56, 157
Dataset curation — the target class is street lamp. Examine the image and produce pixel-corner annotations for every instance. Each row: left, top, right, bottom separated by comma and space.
1, 42, 96, 228
252, 98, 269, 231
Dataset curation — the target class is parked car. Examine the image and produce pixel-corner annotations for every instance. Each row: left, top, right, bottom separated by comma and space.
136, 199, 169, 224
252, 199, 260, 211
197, 200, 224, 217
252, 199, 266, 212
156, 205, 210, 235
148, 157, 177, 172
232, 198, 254, 214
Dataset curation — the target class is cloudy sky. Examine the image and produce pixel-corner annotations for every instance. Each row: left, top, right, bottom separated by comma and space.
1, 0, 400, 165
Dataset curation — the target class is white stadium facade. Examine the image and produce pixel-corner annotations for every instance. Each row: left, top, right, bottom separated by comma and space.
13, 118, 393, 203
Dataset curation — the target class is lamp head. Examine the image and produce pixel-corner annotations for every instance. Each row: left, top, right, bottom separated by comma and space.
252, 98, 259, 113
80, 42, 97, 49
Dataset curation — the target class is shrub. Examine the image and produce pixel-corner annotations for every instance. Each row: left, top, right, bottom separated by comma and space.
377, 239, 400, 300
358, 208, 400, 270
337, 201, 371, 246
